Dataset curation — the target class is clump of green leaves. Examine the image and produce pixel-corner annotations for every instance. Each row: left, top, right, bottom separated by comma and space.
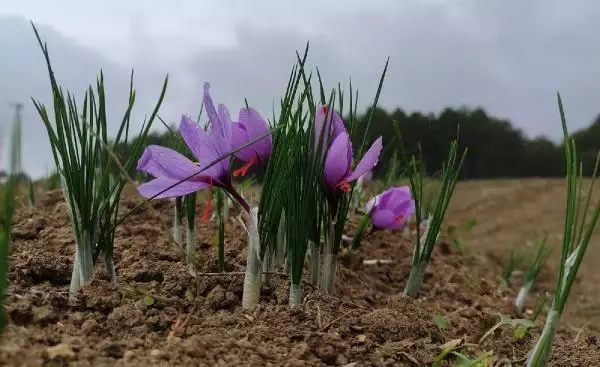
433, 314, 449, 331
27, 177, 35, 208
501, 246, 525, 287
317, 63, 388, 296
47, 169, 61, 190
479, 314, 534, 344
452, 351, 495, 367
515, 293, 549, 340
446, 217, 476, 253
257, 48, 327, 305
253, 46, 388, 305
31, 22, 168, 298
433, 339, 495, 367
527, 93, 600, 366
0, 112, 22, 333
394, 127, 467, 297
516, 234, 551, 313
245, 48, 312, 308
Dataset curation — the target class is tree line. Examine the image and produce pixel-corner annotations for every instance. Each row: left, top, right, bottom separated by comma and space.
5, 105, 600, 182
352, 106, 600, 179
127, 106, 600, 180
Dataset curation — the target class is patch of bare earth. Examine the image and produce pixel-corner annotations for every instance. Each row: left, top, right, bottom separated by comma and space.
1, 182, 599, 366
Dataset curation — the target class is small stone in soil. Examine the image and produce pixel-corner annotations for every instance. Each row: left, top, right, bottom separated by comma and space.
81, 319, 99, 334
45, 343, 75, 360
150, 349, 163, 359
123, 350, 135, 361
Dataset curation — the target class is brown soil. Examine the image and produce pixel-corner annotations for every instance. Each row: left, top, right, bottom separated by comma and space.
1, 180, 599, 366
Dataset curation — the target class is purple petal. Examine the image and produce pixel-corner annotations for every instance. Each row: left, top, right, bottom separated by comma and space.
394, 199, 416, 219
178, 116, 220, 177
203, 82, 220, 136
215, 103, 233, 173
324, 131, 352, 191
346, 137, 383, 182
204, 84, 229, 150
217, 103, 233, 152
381, 186, 412, 210
137, 145, 200, 180
137, 177, 209, 199
231, 122, 255, 162
371, 209, 400, 230
202, 83, 233, 180
314, 105, 345, 148
236, 107, 272, 163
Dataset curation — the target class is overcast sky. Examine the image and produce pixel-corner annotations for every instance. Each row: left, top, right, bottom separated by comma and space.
1, 0, 600, 177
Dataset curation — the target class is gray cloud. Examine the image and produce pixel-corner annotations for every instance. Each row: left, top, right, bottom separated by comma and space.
2, 0, 600, 177
0, 16, 167, 178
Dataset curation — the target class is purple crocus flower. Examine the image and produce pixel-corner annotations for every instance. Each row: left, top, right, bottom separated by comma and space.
323, 130, 383, 194
365, 186, 416, 230
231, 107, 272, 177
136, 83, 249, 219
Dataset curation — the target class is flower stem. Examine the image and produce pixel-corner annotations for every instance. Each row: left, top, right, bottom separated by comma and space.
309, 240, 321, 286
320, 221, 337, 294
27, 179, 35, 208
103, 250, 116, 282
215, 189, 225, 272
515, 280, 533, 313
526, 309, 560, 366
173, 197, 183, 245
241, 207, 262, 309
351, 214, 370, 251
69, 231, 95, 299
289, 281, 302, 306
226, 186, 250, 213
275, 212, 286, 268
262, 245, 273, 285
185, 193, 197, 268
404, 261, 427, 297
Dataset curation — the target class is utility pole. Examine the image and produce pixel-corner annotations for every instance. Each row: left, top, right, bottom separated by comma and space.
9, 102, 23, 177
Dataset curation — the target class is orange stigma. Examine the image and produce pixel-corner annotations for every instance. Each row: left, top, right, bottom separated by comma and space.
233, 156, 258, 177
201, 177, 213, 222
336, 179, 351, 193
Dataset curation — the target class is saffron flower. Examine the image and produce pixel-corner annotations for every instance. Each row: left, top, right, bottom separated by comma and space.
136, 83, 249, 218
365, 186, 416, 231
231, 107, 272, 176
323, 130, 383, 194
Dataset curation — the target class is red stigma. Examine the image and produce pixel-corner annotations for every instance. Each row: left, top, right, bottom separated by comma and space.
336, 179, 351, 193
233, 156, 258, 177
321, 105, 328, 114
201, 177, 214, 222
394, 213, 405, 223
